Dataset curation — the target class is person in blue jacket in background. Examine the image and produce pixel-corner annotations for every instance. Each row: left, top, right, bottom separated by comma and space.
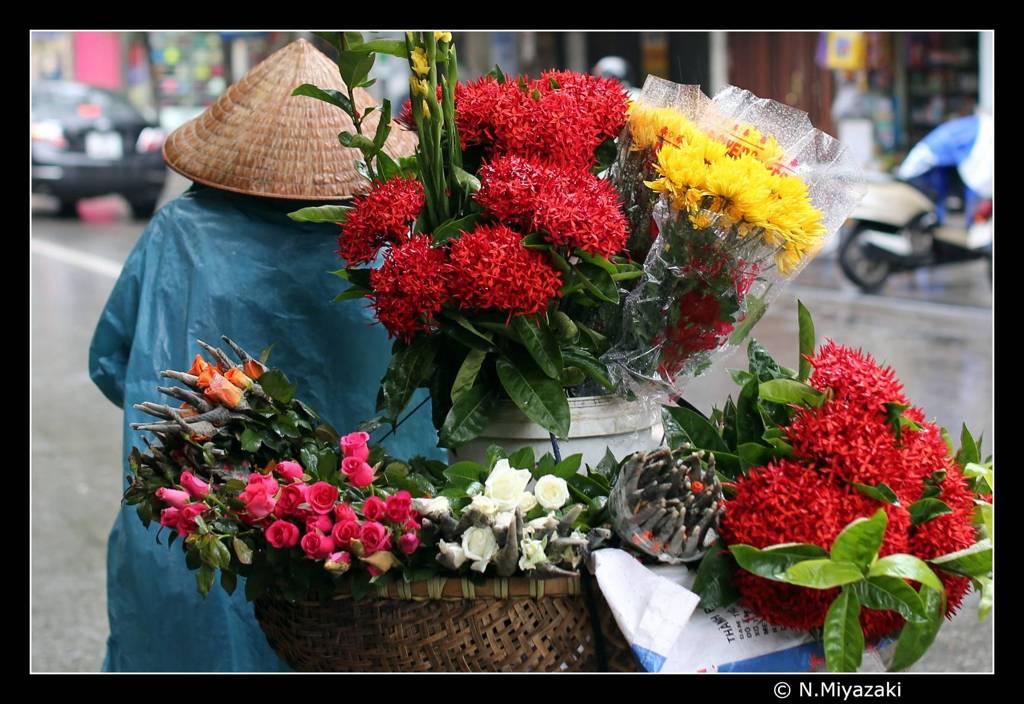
88, 39, 438, 672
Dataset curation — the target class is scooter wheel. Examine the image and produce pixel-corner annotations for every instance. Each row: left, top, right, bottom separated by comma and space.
839, 224, 893, 294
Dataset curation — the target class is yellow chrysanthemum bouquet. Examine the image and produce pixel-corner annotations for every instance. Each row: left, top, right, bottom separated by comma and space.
605, 77, 863, 398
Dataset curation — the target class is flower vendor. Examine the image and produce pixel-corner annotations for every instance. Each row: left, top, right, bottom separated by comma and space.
86, 39, 440, 672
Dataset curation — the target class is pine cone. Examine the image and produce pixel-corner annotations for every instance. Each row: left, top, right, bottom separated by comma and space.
609, 446, 724, 563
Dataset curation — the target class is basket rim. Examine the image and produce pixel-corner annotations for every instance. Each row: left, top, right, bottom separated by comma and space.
262, 575, 585, 606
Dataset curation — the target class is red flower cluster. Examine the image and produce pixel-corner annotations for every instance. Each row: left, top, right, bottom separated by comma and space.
656, 291, 735, 380
475, 154, 629, 258
337, 177, 425, 265
720, 343, 979, 640
455, 72, 628, 170
369, 235, 450, 342
447, 223, 563, 318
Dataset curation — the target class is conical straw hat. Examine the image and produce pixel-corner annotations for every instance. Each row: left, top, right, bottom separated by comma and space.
162, 38, 417, 201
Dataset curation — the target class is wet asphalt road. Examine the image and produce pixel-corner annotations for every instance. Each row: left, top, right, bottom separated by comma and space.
30, 180, 993, 672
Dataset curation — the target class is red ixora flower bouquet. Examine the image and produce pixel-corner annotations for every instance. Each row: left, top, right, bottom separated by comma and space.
289, 32, 641, 448
663, 302, 994, 672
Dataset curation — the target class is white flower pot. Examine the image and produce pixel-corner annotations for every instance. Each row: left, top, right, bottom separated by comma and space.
452, 395, 664, 467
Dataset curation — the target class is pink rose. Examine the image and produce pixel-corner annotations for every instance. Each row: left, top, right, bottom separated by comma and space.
253, 473, 280, 496
362, 495, 386, 521
307, 482, 339, 515
275, 460, 304, 481
385, 490, 413, 524
334, 502, 358, 524
404, 516, 421, 532
156, 487, 190, 509
341, 457, 374, 483
350, 464, 375, 489
398, 532, 420, 555
359, 521, 391, 555
331, 520, 360, 549
324, 551, 351, 573
177, 502, 210, 535
159, 507, 180, 528
243, 491, 276, 521
276, 483, 309, 517
265, 520, 300, 549
340, 431, 370, 462
306, 513, 334, 534
301, 531, 336, 560
179, 471, 210, 498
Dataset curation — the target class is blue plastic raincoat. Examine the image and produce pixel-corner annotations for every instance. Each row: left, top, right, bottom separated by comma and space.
89, 184, 443, 672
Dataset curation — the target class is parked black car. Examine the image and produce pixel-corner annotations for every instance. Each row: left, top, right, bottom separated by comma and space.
32, 80, 167, 219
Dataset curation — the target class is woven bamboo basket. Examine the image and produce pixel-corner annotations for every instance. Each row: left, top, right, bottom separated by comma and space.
254, 575, 640, 672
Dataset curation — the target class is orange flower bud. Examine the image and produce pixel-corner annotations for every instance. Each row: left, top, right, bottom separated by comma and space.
197, 365, 218, 390
178, 403, 199, 419
242, 359, 266, 380
203, 371, 243, 408
188, 354, 210, 377
224, 367, 254, 390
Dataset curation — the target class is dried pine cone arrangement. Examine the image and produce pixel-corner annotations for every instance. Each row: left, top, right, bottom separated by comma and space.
609, 446, 724, 563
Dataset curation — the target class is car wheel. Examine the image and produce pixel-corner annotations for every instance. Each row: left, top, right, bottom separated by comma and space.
128, 197, 160, 220
838, 223, 893, 294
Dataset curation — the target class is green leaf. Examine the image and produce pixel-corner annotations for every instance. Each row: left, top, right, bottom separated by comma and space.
963, 462, 994, 493
450, 349, 487, 404
507, 447, 535, 470
567, 472, 606, 500
573, 249, 617, 276
797, 300, 815, 382
574, 263, 618, 304
288, 204, 351, 223
291, 83, 352, 113
495, 352, 571, 438
888, 586, 946, 671
823, 587, 864, 672
259, 369, 297, 404
758, 379, 826, 407
339, 51, 375, 96
379, 335, 438, 421
576, 321, 610, 356
339, 131, 377, 153
830, 509, 888, 569
347, 38, 409, 58
439, 383, 498, 448
908, 498, 953, 526
974, 576, 993, 622
974, 501, 993, 541
487, 64, 506, 83
662, 405, 730, 455
852, 482, 900, 505
854, 576, 926, 622
443, 461, 486, 483
747, 339, 785, 382
512, 316, 563, 380
869, 555, 944, 592
728, 295, 767, 345
452, 166, 481, 194
533, 453, 557, 479
372, 98, 392, 150
735, 378, 764, 447
737, 443, 773, 472
196, 564, 216, 598
729, 368, 756, 387
693, 544, 741, 609
552, 454, 583, 479
730, 543, 829, 581
783, 559, 866, 589
432, 212, 480, 245
928, 540, 992, 578
956, 424, 980, 468
562, 349, 614, 392
232, 537, 253, 566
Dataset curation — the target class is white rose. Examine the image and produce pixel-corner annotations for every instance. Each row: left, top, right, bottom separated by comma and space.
469, 494, 499, 516
518, 537, 550, 571
493, 511, 515, 532
462, 526, 499, 573
518, 492, 538, 513
412, 496, 451, 517
437, 540, 467, 568
484, 459, 532, 511
534, 475, 570, 510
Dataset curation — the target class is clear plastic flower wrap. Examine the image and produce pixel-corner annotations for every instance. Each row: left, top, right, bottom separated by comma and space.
605, 77, 864, 402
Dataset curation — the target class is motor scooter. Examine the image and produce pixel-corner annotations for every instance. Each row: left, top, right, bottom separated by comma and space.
838, 113, 992, 293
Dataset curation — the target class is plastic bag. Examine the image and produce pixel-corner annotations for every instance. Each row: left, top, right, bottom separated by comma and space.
605, 77, 864, 403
